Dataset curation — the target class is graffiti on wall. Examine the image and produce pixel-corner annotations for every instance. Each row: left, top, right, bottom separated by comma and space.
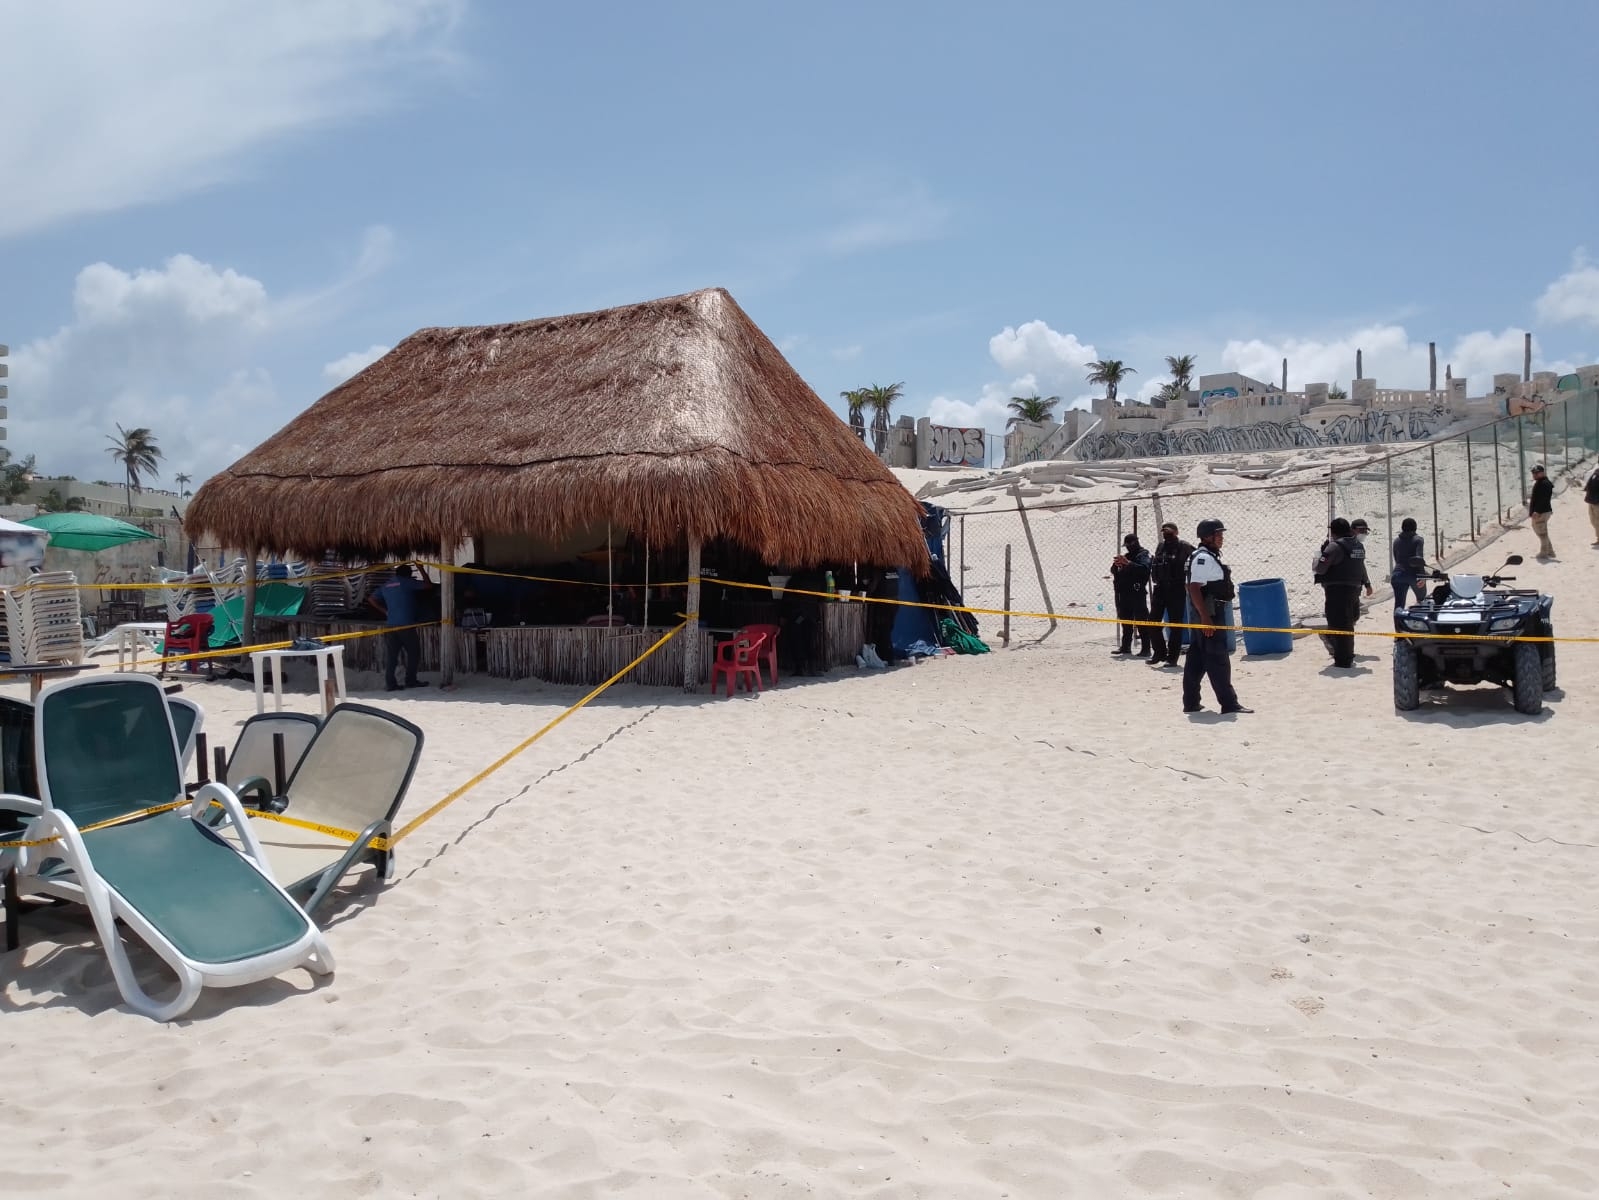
1075, 407, 1450, 461
928, 424, 986, 468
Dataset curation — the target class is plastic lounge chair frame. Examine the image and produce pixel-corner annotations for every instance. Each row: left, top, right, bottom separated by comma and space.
211, 703, 423, 916
221, 711, 322, 802
4, 687, 199, 950
0, 674, 332, 1020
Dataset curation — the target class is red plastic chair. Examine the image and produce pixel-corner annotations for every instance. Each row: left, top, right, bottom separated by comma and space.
709, 630, 768, 697
741, 623, 780, 686
162, 612, 214, 678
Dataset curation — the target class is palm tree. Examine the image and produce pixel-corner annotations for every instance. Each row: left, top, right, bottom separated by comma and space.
840, 389, 868, 442
1152, 381, 1184, 409
1085, 359, 1136, 404
105, 424, 163, 512
861, 381, 904, 456
174, 471, 193, 497
1328, 384, 1349, 401
1005, 393, 1060, 429
1165, 354, 1196, 392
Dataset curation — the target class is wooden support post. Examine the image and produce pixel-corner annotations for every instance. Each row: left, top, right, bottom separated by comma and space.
1012, 488, 1057, 641
439, 536, 456, 687
682, 537, 702, 692
242, 549, 258, 647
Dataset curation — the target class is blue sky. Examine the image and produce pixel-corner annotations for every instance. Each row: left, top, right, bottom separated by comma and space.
3, 0, 1598, 484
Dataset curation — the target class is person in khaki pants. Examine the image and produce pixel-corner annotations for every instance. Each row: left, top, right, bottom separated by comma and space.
1585, 465, 1599, 547
1528, 464, 1555, 559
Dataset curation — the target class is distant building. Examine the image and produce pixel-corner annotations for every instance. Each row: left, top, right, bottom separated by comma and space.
21, 476, 190, 519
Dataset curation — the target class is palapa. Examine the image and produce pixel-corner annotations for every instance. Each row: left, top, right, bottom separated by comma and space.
186, 288, 929, 573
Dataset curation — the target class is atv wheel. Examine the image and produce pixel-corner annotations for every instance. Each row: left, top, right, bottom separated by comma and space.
1512, 641, 1544, 715
1541, 643, 1557, 691
1393, 640, 1421, 711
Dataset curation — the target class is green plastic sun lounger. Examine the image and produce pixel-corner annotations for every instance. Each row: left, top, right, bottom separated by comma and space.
0, 675, 332, 1020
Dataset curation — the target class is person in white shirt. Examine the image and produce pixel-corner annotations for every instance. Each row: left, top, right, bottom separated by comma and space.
1182, 518, 1251, 715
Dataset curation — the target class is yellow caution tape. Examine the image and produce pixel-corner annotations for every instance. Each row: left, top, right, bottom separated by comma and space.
705, 577, 1598, 644
0, 798, 193, 850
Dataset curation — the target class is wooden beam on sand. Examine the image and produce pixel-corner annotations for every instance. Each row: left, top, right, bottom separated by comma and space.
1011, 488, 1058, 641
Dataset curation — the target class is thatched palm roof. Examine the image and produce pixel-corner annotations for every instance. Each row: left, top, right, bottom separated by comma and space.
187, 288, 928, 571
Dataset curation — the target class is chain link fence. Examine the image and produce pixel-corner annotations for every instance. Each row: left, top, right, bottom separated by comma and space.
949, 390, 1599, 646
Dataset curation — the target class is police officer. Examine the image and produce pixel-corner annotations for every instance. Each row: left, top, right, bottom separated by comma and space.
1314, 517, 1370, 669
1110, 533, 1154, 657
1148, 521, 1194, 667
1182, 518, 1252, 715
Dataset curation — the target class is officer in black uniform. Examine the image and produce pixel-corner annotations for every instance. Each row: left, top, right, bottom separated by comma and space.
1314, 517, 1370, 669
1182, 518, 1252, 715
1110, 533, 1154, 657
1148, 521, 1194, 667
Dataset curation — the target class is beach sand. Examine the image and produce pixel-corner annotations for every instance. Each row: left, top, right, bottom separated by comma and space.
3, 487, 1598, 1197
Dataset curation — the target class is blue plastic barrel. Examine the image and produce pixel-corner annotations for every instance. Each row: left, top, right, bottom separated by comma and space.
1183, 598, 1236, 654
1237, 578, 1293, 655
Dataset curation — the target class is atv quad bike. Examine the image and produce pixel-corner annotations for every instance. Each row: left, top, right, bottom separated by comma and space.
1392, 555, 1554, 715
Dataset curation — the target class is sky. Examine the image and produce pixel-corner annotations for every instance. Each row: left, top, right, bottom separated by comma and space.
3, 0, 1599, 486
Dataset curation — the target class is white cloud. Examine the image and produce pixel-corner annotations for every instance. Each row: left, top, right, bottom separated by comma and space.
323, 345, 392, 383
988, 321, 1097, 391
0, 1, 462, 238
8, 237, 389, 484
1536, 250, 1599, 330
925, 320, 1100, 436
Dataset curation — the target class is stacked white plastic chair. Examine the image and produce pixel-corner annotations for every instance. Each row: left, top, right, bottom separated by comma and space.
309, 552, 351, 617
4, 571, 86, 665
207, 558, 249, 607
154, 566, 200, 623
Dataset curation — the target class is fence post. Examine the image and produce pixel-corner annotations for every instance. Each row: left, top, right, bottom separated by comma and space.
1542, 411, 1550, 472
959, 515, 966, 602
1001, 544, 1012, 648
1116, 498, 1123, 548
1464, 430, 1476, 539
1439, 448, 1451, 563
1562, 399, 1570, 471
1384, 454, 1393, 552
1517, 416, 1528, 505
1493, 419, 1503, 522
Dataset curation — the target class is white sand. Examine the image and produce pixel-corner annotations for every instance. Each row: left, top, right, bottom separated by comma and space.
5, 488, 1599, 1197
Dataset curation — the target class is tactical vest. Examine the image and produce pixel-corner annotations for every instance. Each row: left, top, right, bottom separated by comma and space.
1187, 547, 1235, 613
1323, 536, 1366, 587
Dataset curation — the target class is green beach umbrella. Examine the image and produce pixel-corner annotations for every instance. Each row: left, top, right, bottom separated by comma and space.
206, 583, 308, 648
22, 511, 161, 553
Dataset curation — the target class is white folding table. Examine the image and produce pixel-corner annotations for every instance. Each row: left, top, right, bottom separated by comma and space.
250, 644, 348, 717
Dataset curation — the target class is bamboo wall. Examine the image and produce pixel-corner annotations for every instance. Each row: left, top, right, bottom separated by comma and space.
481, 625, 717, 686
261, 611, 864, 686
822, 601, 869, 668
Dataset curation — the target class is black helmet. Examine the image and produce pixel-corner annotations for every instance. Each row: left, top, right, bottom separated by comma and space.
1196, 518, 1225, 538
